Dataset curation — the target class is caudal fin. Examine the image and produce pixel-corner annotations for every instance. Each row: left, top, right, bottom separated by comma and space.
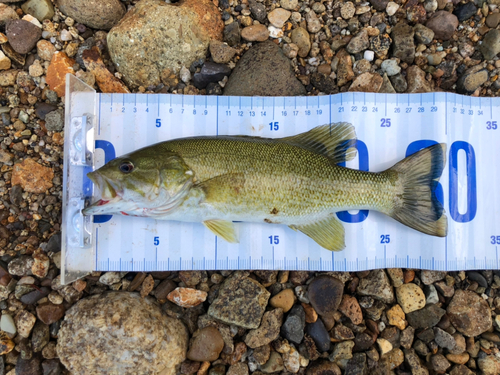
387, 143, 447, 237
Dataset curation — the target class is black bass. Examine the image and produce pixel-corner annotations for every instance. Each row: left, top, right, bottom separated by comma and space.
82, 123, 447, 251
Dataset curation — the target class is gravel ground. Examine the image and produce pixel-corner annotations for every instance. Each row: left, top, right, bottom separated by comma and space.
0, 0, 497, 374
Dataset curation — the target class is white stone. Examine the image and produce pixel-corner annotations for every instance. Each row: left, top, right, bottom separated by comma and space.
283, 346, 300, 373
386, 2, 400, 16
381, 58, 401, 76
363, 50, 375, 61
22, 14, 42, 28
425, 284, 439, 305
268, 25, 284, 38
0, 314, 16, 335
267, 8, 291, 28
60, 29, 72, 41
99, 272, 124, 286
179, 66, 191, 83
377, 338, 393, 355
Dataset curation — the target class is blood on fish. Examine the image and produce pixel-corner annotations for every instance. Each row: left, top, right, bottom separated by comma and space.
98, 200, 109, 206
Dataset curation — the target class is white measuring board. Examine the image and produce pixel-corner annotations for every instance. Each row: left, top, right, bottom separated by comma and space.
61, 76, 500, 283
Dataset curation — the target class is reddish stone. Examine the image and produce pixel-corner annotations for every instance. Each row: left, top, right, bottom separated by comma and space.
36, 303, 65, 325
82, 47, 129, 94
11, 158, 54, 193
46, 52, 75, 97
167, 287, 207, 308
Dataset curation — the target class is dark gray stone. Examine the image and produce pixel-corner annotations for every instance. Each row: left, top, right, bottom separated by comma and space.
223, 41, 306, 96
32, 321, 50, 353
192, 62, 231, 89
306, 319, 331, 352
467, 271, 488, 288
46, 234, 61, 253
281, 304, 305, 344
19, 287, 51, 305
9, 184, 22, 206
42, 359, 62, 375
35, 103, 58, 120
308, 275, 344, 316
389, 73, 407, 93
224, 22, 240, 47
390, 22, 415, 64
406, 304, 446, 329
456, 69, 488, 94
453, 2, 477, 22
345, 353, 367, 375
248, 0, 266, 22
369, 0, 389, 11
16, 354, 42, 375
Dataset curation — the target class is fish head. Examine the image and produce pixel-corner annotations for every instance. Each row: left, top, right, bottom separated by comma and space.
82, 149, 194, 216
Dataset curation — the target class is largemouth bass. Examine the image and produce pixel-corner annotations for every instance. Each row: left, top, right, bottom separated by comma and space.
82, 123, 447, 251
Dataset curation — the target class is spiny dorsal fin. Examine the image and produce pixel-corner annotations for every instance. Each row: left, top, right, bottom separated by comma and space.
203, 219, 239, 243
290, 215, 345, 251
281, 122, 357, 164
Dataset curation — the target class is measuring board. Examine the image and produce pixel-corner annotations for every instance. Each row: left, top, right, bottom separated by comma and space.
62, 74, 500, 283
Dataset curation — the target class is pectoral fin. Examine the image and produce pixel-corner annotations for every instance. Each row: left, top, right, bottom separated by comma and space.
290, 215, 345, 251
197, 173, 246, 203
203, 219, 239, 243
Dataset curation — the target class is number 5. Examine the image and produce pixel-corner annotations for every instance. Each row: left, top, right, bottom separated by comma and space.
154, 237, 159, 246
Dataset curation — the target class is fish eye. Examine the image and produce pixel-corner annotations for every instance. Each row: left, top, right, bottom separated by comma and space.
119, 161, 134, 173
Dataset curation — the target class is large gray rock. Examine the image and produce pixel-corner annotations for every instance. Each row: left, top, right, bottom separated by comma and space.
391, 22, 415, 64
57, 0, 126, 30
479, 29, 500, 61
108, 0, 223, 88
57, 292, 188, 375
223, 41, 306, 96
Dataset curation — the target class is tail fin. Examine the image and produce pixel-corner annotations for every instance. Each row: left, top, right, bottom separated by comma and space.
387, 143, 448, 237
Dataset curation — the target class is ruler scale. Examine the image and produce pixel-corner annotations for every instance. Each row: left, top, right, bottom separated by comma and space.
62, 75, 500, 283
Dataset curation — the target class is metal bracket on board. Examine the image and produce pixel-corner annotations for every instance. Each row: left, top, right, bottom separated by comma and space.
61, 74, 98, 284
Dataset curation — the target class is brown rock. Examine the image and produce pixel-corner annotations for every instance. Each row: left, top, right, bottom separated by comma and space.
387, 304, 407, 330
348, 72, 383, 92
12, 159, 54, 194
253, 344, 271, 365
167, 287, 207, 308
447, 290, 492, 337
446, 353, 469, 365
269, 289, 295, 313
336, 49, 355, 86
46, 52, 75, 97
0, 332, 14, 355
154, 279, 177, 300
308, 275, 344, 317
82, 47, 129, 94
302, 303, 318, 323
245, 308, 283, 348
187, 327, 224, 362
306, 360, 341, 375
338, 295, 362, 324
0, 68, 18, 86
406, 65, 432, 93
128, 272, 147, 292
37, 303, 65, 325
15, 310, 37, 338
140, 274, 154, 297
5, 19, 41, 54
32, 252, 50, 278
0, 4, 18, 26
426, 11, 459, 40
241, 24, 269, 42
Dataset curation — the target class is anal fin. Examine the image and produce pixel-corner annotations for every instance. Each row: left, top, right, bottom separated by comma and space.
290, 215, 345, 251
204, 219, 239, 243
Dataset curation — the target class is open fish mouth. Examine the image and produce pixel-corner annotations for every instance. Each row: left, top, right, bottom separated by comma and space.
82, 172, 123, 215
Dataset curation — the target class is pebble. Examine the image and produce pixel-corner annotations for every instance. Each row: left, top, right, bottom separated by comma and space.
306, 318, 331, 352
19, 287, 50, 305
425, 284, 439, 305
46, 52, 75, 97
426, 11, 459, 40
407, 65, 432, 93
5, 19, 41, 54
435, 280, 455, 297
447, 352, 470, 365
281, 304, 305, 344
261, 351, 284, 373
307, 360, 341, 375
37, 40, 56, 61
479, 29, 500, 60
0, 51, 10, 70
36, 303, 65, 325
244, 308, 283, 348
391, 22, 415, 64
308, 275, 344, 316
431, 354, 451, 373
21, 0, 54, 22
268, 8, 290, 28
208, 273, 270, 329
282, 346, 300, 373
290, 27, 311, 58
187, 327, 224, 362
341, 2, 356, 19
241, 24, 269, 42
385, 1, 399, 15
0, 314, 15, 334
12, 158, 54, 194
305, 11, 321, 33
346, 353, 367, 374
381, 59, 401, 77
31, 321, 49, 353
387, 304, 407, 330
167, 287, 207, 308
0, 332, 14, 355
377, 338, 393, 355
15, 310, 37, 338
99, 271, 123, 286
82, 47, 130, 94
370, 0, 390, 11
58, 0, 125, 30
478, 356, 500, 375
453, 2, 477, 21
404, 348, 429, 374
224, 22, 240, 47
269, 289, 295, 313
434, 327, 457, 350
414, 24, 434, 45
248, 0, 266, 22
357, 270, 394, 303
346, 30, 369, 54
338, 295, 363, 324
0, 4, 18, 26
447, 290, 492, 337
154, 279, 176, 300
406, 304, 446, 329
396, 283, 426, 313
209, 40, 236, 64
192, 62, 231, 89
329, 340, 355, 362
227, 362, 248, 375
386, 268, 404, 287
421, 270, 446, 285
486, 13, 500, 28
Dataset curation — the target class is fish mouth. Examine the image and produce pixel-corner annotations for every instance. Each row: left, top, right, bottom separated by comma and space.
82, 172, 123, 215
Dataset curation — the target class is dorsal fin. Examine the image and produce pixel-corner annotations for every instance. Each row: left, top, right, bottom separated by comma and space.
280, 122, 357, 164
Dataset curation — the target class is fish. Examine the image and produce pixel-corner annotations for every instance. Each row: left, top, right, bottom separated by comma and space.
82, 122, 447, 251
